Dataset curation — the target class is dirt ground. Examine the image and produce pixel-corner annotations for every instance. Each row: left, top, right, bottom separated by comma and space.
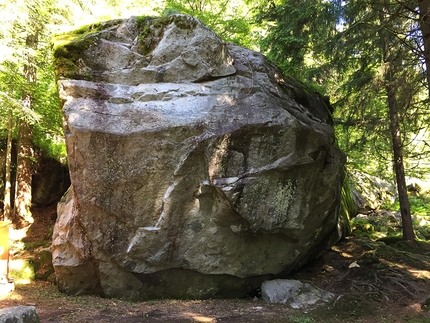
1, 206, 430, 323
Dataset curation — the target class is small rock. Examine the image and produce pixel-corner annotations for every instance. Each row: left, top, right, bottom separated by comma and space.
348, 261, 360, 268
261, 279, 334, 309
0, 306, 40, 323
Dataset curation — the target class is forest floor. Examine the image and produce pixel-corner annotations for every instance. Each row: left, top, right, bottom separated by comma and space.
1, 205, 430, 323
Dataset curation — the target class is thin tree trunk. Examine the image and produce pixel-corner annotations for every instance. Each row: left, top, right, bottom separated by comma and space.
2, 108, 14, 222
418, 0, 430, 96
13, 118, 34, 226
13, 32, 38, 227
379, 1, 415, 242
385, 65, 415, 242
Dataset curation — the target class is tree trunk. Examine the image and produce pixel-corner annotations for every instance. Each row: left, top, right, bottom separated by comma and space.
385, 65, 415, 241
13, 32, 38, 227
13, 118, 34, 226
418, 0, 430, 95
379, 1, 415, 242
2, 109, 14, 222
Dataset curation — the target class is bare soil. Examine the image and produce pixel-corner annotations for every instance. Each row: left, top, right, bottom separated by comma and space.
1, 205, 430, 323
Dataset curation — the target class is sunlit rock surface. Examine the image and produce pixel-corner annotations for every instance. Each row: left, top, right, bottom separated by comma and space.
52, 14, 345, 300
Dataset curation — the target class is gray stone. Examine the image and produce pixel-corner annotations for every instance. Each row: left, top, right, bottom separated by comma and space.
0, 306, 40, 323
261, 279, 334, 309
52, 14, 346, 300
349, 170, 396, 213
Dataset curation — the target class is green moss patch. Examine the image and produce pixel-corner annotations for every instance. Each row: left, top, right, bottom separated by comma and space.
51, 19, 122, 79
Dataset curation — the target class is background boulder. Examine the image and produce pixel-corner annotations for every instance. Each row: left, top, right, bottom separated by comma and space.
52, 14, 346, 300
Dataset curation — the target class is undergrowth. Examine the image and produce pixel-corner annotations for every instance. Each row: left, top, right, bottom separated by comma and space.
352, 192, 430, 241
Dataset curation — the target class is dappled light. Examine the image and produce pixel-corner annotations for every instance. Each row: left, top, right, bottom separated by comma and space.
409, 269, 430, 280
9, 259, 34, 285
331, 245, 353, 259
182, 312, 216, 323
9, 227, 29, 242
0, 289, 22, 301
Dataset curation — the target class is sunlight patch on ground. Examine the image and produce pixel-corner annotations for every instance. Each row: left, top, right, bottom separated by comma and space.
379, 258, 430, 281
332, 246, 354, 258
408, 269, 430, 279
182, 312, 216, 323
9, 227, 29, 241
340, 252, 353, 258
379, 258, 408, 270
0, 287, 20, 300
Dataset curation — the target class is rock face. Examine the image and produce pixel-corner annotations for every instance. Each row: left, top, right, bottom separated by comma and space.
52, 14, 345, 300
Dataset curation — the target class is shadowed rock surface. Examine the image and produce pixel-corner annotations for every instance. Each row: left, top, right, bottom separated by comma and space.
52, 14, 345, 300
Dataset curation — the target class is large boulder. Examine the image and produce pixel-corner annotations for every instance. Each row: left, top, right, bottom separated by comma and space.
52, 14, 346, 300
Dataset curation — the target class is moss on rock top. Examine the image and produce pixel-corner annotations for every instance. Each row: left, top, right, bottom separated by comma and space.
51, 15, 205, 81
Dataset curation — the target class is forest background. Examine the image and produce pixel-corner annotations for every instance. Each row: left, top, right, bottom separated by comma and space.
1, 0, 430, 241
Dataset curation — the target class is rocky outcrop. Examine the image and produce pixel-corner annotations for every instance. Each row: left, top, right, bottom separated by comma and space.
52, 14, 346, 300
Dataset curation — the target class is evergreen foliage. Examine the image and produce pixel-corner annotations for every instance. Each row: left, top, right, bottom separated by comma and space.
259, 0, 430, 181
160, 0, 259, 49
0, 0, 65, 163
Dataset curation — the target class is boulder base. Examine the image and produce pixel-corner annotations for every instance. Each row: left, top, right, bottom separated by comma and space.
52, 14, 345, 300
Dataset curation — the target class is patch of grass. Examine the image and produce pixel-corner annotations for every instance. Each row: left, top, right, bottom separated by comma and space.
404, 317, 430, 323
351, 214, 402, 240
24, 240, 51, 250
382, 193, 430, 216
289, 316, 315, 323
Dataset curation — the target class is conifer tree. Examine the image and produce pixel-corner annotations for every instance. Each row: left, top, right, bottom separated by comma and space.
0, 0, 62, 226
260, 0, 429, 241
